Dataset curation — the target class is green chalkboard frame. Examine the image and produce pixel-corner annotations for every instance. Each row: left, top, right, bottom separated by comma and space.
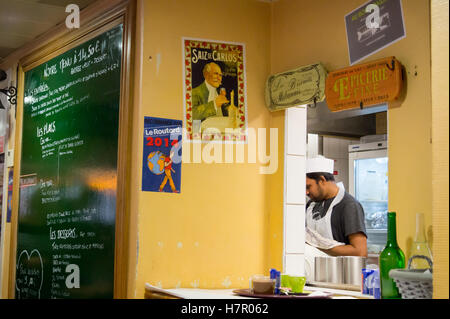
9, 0, 136, 299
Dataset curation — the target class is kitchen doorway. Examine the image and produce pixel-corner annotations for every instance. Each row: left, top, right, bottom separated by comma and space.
306, 102, 389, 257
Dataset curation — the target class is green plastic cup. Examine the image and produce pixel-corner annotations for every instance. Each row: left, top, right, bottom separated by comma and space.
281, 274, 306, 293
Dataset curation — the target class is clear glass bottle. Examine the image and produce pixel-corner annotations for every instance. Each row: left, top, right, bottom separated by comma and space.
379, 212, 405, 299
409, 213, 433, 270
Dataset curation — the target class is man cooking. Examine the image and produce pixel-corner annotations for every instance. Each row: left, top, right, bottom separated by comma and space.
305, 156, 368, 257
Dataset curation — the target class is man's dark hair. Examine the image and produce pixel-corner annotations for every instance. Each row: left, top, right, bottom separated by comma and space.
306, 172, 335, 183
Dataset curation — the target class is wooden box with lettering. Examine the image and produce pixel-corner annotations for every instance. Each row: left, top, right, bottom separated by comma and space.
325, 56, 403, 112
265, 63, 327, 111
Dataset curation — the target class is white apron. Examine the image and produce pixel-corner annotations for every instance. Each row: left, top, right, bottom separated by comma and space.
306, 183, 345, 241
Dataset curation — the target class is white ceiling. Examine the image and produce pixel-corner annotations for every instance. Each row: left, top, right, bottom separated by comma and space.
0, 0, 98, 63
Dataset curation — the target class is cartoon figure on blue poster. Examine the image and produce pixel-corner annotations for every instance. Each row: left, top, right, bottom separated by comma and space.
142, 117, 182, 193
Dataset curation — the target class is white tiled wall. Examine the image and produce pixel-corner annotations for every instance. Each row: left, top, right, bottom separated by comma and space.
283, 106, 307, 276
285, 204, 305, 253
286, 106, 306, 156
284, 254, 305, 276
286, 156, 305, 204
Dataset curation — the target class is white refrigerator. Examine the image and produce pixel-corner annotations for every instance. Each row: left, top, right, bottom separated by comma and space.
349, 141, 388, 254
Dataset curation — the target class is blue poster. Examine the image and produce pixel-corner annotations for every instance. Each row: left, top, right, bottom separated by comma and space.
142, 117, 182, 193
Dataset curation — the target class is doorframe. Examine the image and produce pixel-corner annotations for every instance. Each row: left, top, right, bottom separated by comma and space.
7, 0, 136, 299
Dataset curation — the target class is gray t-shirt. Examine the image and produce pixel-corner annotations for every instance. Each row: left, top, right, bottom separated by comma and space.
307, 192, 367, 245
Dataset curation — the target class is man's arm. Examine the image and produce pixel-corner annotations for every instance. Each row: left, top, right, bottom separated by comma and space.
320, 232, 368, 257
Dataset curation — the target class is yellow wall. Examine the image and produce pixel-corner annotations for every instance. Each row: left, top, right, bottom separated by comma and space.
270, 0, 433, 260
431, 0, 449, 299
134, 0, 274, 296
1, 0, 445, 299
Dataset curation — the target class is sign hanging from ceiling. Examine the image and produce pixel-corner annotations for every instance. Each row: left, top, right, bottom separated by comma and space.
265, 63, 327, 111
325, 56, 403, 112
345, 0, 406, 65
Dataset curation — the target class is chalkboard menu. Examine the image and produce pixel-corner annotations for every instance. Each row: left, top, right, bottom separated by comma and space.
16, 24, 123, 299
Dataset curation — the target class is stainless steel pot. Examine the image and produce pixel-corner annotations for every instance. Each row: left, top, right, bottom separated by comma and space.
342, 256, 367, 286
314, 257, 328, 282
314, 256, 367, 286
327, 256, 343, 284
314, 256, 343, 284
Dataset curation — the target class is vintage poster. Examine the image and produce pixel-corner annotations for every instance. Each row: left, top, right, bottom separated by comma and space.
345, 0, 406, 65
182, 38, 247, 143
142, 117, 182, 193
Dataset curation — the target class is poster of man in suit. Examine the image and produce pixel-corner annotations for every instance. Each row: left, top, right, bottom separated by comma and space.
183, 38, 247, 143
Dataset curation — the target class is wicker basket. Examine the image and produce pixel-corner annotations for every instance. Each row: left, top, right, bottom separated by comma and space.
389, 255, 433, 299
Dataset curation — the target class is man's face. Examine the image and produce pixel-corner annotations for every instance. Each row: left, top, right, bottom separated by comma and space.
205, 63, 223, 88
306, 177, 326, 202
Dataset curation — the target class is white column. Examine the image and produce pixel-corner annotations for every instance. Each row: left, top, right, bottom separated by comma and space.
283, 106, 307, 276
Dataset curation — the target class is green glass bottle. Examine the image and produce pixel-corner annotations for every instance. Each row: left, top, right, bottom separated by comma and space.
379, 212, 405, 299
